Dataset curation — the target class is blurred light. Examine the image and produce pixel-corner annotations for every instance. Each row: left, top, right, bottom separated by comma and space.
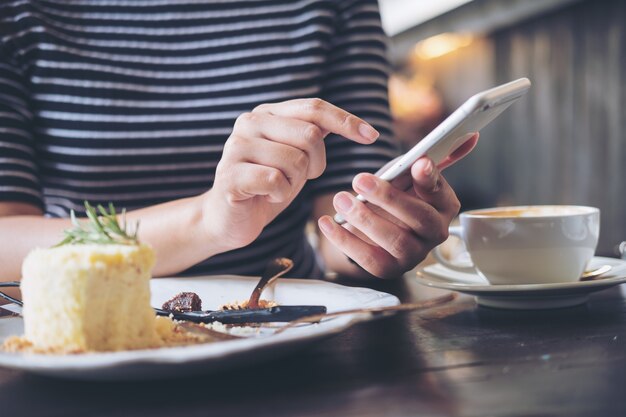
388, 74, 442, 120
413, 32, 475, 60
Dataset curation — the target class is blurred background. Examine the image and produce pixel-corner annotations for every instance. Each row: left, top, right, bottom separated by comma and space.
378, 0, 625, 256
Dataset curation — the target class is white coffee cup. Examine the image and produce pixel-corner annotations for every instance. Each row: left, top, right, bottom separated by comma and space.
432, 205, 600, 285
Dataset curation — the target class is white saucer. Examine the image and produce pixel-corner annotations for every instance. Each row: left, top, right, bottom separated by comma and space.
415, 256, 626, 310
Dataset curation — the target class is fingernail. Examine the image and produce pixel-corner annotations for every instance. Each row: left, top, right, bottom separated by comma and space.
355, 175, 376, 194
335, 193, 353, 212
423, 159, 434, 177
358, 123, 379, 142
318, 216, 333, 233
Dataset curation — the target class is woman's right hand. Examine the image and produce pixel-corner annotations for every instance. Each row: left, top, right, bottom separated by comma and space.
202, 98, 379, 252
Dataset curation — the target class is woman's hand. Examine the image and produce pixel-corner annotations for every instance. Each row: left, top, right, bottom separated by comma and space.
317, 134, 478, 279
202, 98, 379, 252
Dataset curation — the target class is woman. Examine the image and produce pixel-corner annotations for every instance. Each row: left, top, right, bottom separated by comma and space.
0, 0, 475, 280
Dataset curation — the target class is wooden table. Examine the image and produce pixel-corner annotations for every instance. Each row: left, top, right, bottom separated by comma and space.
1, 273, 625, 417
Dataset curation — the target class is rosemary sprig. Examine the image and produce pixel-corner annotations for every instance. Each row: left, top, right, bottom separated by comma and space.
54, 202, 139, 247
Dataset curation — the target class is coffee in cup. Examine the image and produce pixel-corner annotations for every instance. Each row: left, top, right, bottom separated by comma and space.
433, 205, 600, 285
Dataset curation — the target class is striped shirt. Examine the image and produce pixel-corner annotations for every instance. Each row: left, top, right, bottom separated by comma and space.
0, 0, 396, 278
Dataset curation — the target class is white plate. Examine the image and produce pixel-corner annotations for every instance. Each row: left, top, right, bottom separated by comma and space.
415, 256, 626, 310
0, 275, 399, 380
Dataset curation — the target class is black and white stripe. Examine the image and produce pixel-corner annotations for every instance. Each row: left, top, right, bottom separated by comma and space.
0, 0, 396, 278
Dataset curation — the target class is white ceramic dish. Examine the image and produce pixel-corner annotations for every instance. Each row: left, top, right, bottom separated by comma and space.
415, 256, 626, 310
0, 275, 399, 380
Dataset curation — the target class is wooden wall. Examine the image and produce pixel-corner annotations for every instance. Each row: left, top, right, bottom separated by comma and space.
418, 0, 625, 255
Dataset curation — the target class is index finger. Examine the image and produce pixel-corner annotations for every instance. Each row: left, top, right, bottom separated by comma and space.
254, 98, 379, 144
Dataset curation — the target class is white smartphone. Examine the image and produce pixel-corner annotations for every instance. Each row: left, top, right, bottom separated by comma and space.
334, 77, 531, 225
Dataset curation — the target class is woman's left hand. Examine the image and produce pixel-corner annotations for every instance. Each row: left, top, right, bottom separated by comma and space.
317, 134, 478, 279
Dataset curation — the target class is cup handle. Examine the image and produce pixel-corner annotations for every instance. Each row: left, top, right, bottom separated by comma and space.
432, 226, 476, 273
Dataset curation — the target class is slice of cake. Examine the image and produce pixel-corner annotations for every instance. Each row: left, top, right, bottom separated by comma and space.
9, 202, 170, 353
20, 243, 160, 352
2, 203, 212, 354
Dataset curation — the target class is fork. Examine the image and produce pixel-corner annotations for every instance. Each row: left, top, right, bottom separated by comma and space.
0, 281, 21, 306
154, 305, 327, 324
